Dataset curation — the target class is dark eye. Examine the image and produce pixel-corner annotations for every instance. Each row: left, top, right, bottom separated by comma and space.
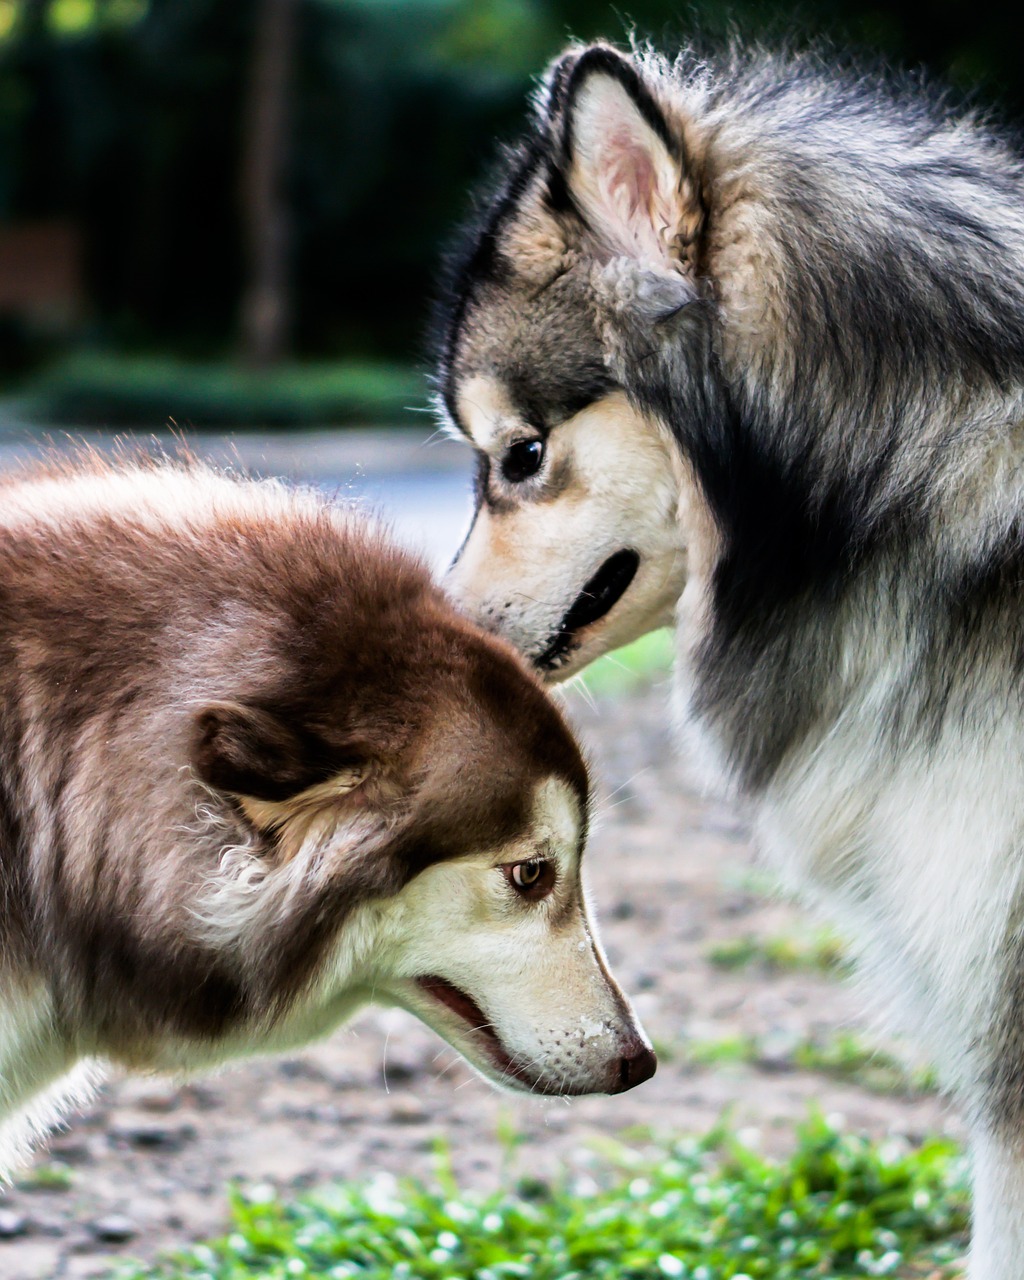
504, 859, 555, 899
501, 438, 544, 483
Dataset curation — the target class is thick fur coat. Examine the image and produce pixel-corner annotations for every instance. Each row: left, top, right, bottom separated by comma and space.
0, 459, 654, 1175
439, 42, 1024, 1275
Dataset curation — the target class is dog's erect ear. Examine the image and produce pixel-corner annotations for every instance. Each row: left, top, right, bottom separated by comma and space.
555, 47, 696, 271
191, 701, 363, 804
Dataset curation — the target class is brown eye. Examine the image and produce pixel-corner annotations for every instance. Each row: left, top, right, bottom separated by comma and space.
513, 860, 542, 887
501, 438, 544, 483
504, 859, 555, 899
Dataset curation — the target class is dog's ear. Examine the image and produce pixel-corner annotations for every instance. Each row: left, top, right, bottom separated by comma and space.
191, 701, 364, 804
554, 46, 697, 271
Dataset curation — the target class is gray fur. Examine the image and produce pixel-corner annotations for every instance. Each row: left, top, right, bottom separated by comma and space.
439, 41, 1024, 1275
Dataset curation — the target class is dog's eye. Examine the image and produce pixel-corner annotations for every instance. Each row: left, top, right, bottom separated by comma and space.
501, 439, 544, 483
504, 859, 555, 899
513, 860, 542, 887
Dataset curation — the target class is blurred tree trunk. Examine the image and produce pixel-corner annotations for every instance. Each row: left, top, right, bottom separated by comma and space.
237, 0, 297, 367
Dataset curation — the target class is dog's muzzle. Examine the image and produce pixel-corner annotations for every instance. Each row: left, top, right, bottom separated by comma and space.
536, 549, 640, 670
415, 974, 656, 1095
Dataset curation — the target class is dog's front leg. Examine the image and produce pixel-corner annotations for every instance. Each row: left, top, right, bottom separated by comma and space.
971, 1125, 1024, 1277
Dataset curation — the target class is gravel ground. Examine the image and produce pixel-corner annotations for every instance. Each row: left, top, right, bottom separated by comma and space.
0, 676, 964, 1280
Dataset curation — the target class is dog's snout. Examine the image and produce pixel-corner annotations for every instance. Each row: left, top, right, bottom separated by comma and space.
611, 1040, 657, 1093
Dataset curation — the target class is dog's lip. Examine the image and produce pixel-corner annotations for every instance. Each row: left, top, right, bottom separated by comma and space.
415, 976, 532, 1085
415, 975, 535, 1088
535, 548, 640, 670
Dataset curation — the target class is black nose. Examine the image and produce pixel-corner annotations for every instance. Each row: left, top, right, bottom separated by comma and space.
612, 1042, 658, 1093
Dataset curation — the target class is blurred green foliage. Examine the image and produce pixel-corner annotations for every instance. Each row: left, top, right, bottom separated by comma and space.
705, 928, 850, 977
25, 350, 427, 424
116, 1115, 969, 1279
571, 626, 675, 697
1, 0, 1023, 368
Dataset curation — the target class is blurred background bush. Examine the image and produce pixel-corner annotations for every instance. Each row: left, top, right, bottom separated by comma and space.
0, 0, 1021, 426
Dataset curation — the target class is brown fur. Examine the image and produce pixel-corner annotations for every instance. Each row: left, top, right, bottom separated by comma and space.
0, 457, 587, 1064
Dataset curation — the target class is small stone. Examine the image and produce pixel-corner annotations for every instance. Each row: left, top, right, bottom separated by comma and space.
112, 1121, 195, 1152
32, 1211, 68, 1238
89, 1214, 136, 1244
720, 893, 757, 918
611, 899, 636, 920
182, 1083, 222, 1111
755, 1029, 802, 1072
136, 1089, 181, 1114
46, 1139, 94, 1166
381, 1055, 420, 1084
388, 1096, 426, 1124
0, 1209, 28, 1238
64, 1258, 120, 1279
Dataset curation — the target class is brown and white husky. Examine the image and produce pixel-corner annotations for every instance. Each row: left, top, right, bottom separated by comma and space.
0, 457, 654, 1174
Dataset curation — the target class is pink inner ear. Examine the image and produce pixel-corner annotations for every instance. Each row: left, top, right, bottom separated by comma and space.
568, 71, 686, 267
607, 132, 656, 219
601, 134, 668, 261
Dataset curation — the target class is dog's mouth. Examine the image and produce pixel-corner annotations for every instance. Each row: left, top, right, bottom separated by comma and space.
535, 549, 640, 671
415, 975, 537, 1089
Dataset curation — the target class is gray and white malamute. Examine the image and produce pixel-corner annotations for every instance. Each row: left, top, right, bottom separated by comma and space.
0, 458, 654, 1175
439, 41, 1024, 1275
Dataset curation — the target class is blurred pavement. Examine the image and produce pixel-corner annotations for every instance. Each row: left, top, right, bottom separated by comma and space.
0, 414, 475, 571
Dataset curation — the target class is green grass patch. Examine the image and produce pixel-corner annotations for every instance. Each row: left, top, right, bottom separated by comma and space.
22, 352, 428, 428
114, 1116, 967, 1279
790, 1034, 940, 1098
15, 1160, 74, 1190
705, 929, 850, 977
569, 628, 675, 698
686, 1031, 938, 1098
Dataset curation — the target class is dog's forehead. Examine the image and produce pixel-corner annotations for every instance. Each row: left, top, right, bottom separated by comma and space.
455, 376, 514, 452
446, 271, 610, 436
530, 775, 585, 850
424, 776, 584, 874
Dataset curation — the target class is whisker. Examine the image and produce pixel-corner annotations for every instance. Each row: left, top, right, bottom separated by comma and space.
434, 1054, 464, 1080
381, 1026, 392, 1095
562, 673, 598, 713
602, 767, 650, 804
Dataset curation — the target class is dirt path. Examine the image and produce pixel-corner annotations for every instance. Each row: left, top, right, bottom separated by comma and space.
0, 675, 963, 1280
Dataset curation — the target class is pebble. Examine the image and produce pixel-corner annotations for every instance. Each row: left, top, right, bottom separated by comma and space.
720, 893, 757, 918
135, 1090, 181, 1114
755, 1029, 803, 1072
115, 1079, 183, 1113
182, 1083, 222, 1111
277, 1059, 326, 1083
47, 1139, 94, 1166
0, 1209, 28, 1238
279, 1103, 342, 1125
388, 1096, 426, 1124
88, 1214, 136, 1244
380, 1055, 421, 1084
64, 1258, 120, 1279
31, 1212, 69, 1238
111, 1121, 196, 1152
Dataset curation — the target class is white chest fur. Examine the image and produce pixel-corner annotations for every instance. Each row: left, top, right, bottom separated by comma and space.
676, 640, 1024, 1098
